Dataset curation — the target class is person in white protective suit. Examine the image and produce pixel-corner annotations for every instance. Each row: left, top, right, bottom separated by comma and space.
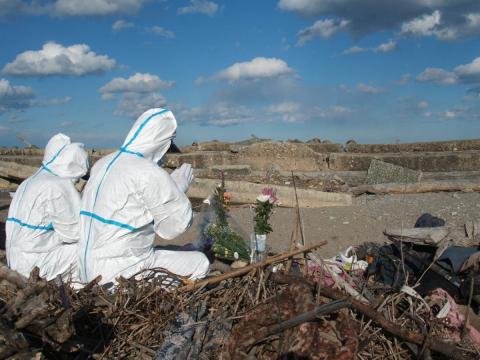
78, 108, 209, 286
6, 134, 89, 281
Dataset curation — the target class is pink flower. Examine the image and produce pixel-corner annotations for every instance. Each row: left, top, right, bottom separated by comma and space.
261, 187, 278, 204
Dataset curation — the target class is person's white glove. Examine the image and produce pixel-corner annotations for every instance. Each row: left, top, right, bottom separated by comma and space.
170, 163, 194, 193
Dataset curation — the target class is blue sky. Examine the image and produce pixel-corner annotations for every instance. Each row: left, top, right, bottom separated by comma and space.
1, 0, 480, 148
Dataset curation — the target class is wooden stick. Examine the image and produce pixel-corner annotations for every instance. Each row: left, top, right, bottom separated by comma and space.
180, 241, 328, 292
245, 298, 350, 348
292, 172, 305, 247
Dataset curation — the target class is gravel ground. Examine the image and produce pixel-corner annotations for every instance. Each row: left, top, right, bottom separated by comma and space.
2, 191, 480, 259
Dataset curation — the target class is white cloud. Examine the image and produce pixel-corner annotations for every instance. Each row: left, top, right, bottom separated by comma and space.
342, 46, 367, 55
178, 0, 219, 16
53, 0, 145, 16
357, 83, 384, 94
400, 10, 441, 37
297, 18, 350, 46
112, 19, 134, 32
375, 39, 396, 52
99, 73, 174, 98
147, 26, 175, 38
342, 40, 396, 55
3, 42, 116, 77
454, 57, 480, 83
115, 92, 167, 118
216, 57, 294, 82
416, 67, 457, 85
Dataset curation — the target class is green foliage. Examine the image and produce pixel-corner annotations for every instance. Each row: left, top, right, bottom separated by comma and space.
254, 201, 275, 235
205, 223, 250, 261
204, 172, 250, 262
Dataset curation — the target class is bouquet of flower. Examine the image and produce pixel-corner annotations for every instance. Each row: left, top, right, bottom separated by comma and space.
254, 187, 279, 235
204, 176, 250, 262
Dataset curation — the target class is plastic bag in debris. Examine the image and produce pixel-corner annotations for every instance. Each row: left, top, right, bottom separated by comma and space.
331, 246, 368, 272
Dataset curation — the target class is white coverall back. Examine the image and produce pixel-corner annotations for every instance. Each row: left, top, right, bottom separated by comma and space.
6, 134, 89, 281
78, 108, 209, 285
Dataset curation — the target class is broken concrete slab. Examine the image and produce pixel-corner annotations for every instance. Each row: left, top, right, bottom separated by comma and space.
0, 161, 36, 181
346, 139, 480, 153
209, 165, 251, 175
328, 151, 480, 172
187, 178, 352, 208
164, 151, 235, 169
366, 159, 422, 185
237, 142, 328, 171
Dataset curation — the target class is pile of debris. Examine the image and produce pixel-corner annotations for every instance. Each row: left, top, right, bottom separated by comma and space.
1, 229, 479, 360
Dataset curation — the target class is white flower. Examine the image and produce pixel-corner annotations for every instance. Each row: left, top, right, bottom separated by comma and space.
256, 194, 270, 202
234, 252, 239, 260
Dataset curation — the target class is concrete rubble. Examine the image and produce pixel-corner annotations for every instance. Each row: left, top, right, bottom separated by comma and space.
0, 137, 479, 202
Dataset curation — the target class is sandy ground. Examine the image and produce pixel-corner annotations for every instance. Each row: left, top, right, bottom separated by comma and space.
171, 191, 480, 258
1, 191, 479, 258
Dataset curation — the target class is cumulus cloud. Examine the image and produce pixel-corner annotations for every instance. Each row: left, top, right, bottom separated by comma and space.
216, 57, 294, 82
112, 19, 134, 32
178, 0, 219, 16
115, 92, 167, 118
53, 0, 145, 16
0, 78, 34, 113
417, 67, 457, 85
297, 18, 349, 46
99, 73, 174, 98
357, 83, 384, 94
417, 57, 480, 85
454, 57, 480, 83
278, 0, 480, 39
400, 10, 441, 37
99, 73, 174, 118
3, 42, 116, 77
147, 26, 175, 38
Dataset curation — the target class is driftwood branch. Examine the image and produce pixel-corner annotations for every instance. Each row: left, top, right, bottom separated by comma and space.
180, 241, 327, 292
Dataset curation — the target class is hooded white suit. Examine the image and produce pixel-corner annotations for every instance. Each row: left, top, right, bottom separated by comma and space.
78, 108, 209, 285
6, 133, 89, 280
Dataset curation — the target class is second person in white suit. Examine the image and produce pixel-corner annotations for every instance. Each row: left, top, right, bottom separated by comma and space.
78, 108, 209, 285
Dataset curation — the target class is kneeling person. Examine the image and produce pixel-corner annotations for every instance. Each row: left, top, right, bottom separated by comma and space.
6, 134, 89, 280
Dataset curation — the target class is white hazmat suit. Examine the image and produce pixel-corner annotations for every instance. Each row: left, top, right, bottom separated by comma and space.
6, 134, 89, 280
78, 108, 209, 285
